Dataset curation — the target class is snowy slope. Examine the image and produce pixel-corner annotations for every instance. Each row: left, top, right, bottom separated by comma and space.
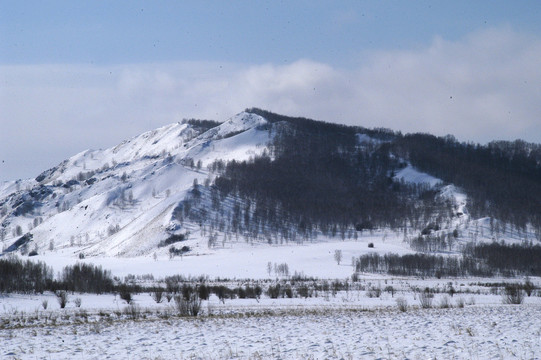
0, 112, 271, 257
391, 164, 538, 248
394, 164, 442, 187
1, 110, 536, 263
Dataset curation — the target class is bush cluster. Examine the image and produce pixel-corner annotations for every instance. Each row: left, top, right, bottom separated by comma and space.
355, 242, 541, 278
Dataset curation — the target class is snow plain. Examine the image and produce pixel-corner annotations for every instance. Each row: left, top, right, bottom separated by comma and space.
29, 233, 413, 280
2, 240, 541, 360
2, 290, 541, 359
4, 232, 541, 359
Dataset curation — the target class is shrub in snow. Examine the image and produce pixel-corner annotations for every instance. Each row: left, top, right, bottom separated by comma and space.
240, 285, 262, 299
74, 297, 82, 308
236, 286, 246, 299
455, 297, 465, 308
181, 284, 195, 300
197, 284, 210, 300
396, 297, 408, 312
124, 304, 141, 320
334, 249, 342, 265
384, 285, 395, 297
107, 224, 120, 236
168, 245, 190, 257
174, 293, 201, 317
158, 233, 186, 248
438, 295, 451, 309
523, 277, 535, 296
368, 242, 374, 248
267, 284, 281, 299
503, 284, 524, 305
418, 291, 433, 309
119, 286, 132, 304
152, 288, 164, 303
366, 286, 382, 298
56, 291, 68, 309
284, 285, 293, 299
297, 284, 310, 298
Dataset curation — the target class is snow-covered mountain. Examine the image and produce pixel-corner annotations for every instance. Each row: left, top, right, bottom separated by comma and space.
0, 112, 270, 257
1, 109, 539, 260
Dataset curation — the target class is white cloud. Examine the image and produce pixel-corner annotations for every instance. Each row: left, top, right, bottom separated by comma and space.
1, 26, 540, 181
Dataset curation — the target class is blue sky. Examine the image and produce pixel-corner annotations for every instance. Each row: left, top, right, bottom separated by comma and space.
2, 1, 539, 65
1, 1, 541, 181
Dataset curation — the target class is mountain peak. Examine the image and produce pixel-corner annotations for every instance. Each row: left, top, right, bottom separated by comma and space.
0, 110, 271, 257
1, 109, 540, 260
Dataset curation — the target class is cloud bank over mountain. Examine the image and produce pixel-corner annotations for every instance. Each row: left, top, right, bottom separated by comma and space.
2, 27, 540, 181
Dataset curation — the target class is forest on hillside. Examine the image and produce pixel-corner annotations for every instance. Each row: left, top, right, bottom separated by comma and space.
393, 134, 541, 233
176, 110, 453, 244
175, 109, 541, 245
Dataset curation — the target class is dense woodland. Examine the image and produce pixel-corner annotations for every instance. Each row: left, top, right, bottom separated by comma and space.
0, 257, 113, 294
355, 242, 541, 277
181, 118, 222, 132
2, 242, 540, 295
0, 256, 53, 293
393, 134, 541, 234
176, 109, 541, 245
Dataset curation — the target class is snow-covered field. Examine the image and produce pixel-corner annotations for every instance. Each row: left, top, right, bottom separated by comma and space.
2, 270, 541, 359
30, 234, 413, 280
2, 292, 540, 359
3, 230, 541, 358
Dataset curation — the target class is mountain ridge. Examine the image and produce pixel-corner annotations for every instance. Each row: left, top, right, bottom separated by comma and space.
0, 111, 270, 257
1, 109, 540, 259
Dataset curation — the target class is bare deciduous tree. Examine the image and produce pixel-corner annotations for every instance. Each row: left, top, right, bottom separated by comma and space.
334, 249, 343, 265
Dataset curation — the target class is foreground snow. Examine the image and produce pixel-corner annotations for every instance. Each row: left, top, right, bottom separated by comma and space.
2, 303, 540, 359
2, 276, 541, 359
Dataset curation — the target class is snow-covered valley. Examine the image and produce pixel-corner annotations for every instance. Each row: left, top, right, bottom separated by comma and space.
2, 279, 541, 359
2, 109, 541, 359
3, 224, 541, 359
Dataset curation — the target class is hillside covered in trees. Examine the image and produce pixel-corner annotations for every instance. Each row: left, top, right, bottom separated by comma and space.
178, 108, 541, 245
1, 108, 540, 259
